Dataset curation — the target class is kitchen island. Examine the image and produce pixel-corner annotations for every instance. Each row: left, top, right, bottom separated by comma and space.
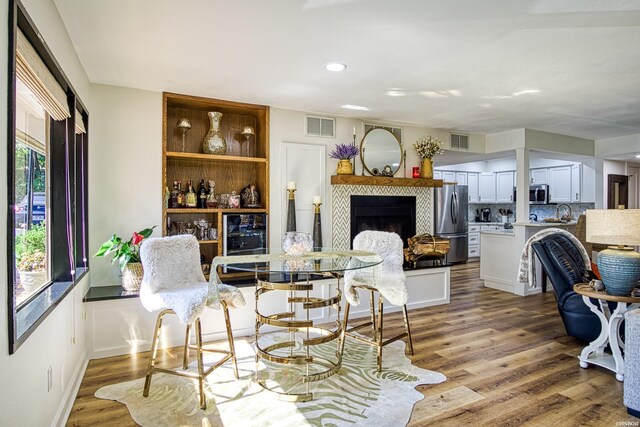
480, 221, 577, 295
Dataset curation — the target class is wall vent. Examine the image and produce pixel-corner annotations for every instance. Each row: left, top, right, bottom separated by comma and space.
450, 133, 469, 150
305, 115, 335, 138
364, 123, 403, 144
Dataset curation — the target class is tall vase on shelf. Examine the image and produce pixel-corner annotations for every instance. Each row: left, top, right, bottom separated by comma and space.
203, 112, 227, 155
420, 158, 433, 179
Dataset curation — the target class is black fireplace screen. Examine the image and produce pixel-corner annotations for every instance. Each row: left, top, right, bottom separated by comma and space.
350, 195, 416, 248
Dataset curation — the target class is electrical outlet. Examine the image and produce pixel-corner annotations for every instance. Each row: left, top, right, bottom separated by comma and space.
47, 365, 53, 392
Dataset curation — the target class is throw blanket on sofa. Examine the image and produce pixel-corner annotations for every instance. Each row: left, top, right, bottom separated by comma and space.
517, 228, 591, 289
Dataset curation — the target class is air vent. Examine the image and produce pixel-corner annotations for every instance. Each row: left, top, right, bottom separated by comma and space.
364, 123, 403, 143
450, 133, 469, 150
305, 115, 335, 138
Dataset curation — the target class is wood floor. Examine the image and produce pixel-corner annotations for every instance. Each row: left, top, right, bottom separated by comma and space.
67, 262, 637, 426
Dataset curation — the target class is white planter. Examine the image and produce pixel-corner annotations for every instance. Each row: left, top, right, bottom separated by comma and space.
19, 270, 47, 292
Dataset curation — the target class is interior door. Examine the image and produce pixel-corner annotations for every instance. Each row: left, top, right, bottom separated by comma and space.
608, 174, 628, 209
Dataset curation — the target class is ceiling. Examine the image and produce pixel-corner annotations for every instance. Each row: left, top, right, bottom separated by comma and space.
53, 0, 640, 140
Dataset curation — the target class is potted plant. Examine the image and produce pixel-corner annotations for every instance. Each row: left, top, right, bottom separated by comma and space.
15, 223, 47, 292
329, 143, 359, 175
413, 135, 444, 179
94, 226, 156, 291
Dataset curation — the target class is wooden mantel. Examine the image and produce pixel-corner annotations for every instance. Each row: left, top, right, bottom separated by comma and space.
330, 175, 444, 187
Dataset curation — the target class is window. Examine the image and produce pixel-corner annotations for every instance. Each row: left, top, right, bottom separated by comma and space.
7, 1, 89, 353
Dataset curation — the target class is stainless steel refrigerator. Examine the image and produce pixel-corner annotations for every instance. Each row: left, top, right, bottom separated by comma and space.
434, 184, 468, 264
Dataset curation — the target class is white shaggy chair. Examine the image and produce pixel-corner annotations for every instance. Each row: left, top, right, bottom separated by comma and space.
341, 230, 414, 372
139, 234, 245, 410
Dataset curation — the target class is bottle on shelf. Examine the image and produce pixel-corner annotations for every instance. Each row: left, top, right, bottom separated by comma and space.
177, 180, 186, 208
198, 178, 207, 209
170, 181, 179, 208
186, 180, 197, 208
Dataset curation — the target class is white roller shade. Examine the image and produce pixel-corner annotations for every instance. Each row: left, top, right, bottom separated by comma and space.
75, 109, 86, 134
16, 28, 70, 121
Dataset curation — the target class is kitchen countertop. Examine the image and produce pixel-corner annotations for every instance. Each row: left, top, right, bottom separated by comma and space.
469, 222, 508, 226
512, 221, 577, 227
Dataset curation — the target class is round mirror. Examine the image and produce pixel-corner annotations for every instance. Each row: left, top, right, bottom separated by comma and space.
360, 128, 402, 176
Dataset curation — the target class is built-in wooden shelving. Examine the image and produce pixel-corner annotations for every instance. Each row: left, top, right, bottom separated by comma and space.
330, 175, 444, 187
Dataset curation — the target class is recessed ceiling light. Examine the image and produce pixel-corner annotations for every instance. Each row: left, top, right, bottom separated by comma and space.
635, 154, 640, 158
386, 90, 406, 97
342, 104, 369, 111
325, 62, 347, 72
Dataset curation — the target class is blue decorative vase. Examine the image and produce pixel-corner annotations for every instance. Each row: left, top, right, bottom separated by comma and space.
597, 248, 640, 296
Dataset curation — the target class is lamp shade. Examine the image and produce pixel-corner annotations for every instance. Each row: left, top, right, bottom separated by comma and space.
587, 209, 640, 296
586, 209, 640, 246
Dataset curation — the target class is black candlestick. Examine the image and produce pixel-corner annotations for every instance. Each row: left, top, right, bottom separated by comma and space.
312, 202, 322, 250
286, 189, 297, 232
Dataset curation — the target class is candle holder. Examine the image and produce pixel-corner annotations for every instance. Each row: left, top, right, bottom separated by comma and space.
241, 125, 255, 157
352, 132, 357, 175
312, 202, 322, 250
286, 188, 297, 232
177, 118, 192, 152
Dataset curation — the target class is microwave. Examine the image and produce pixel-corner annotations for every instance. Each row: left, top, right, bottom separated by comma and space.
529, 184, 549, 204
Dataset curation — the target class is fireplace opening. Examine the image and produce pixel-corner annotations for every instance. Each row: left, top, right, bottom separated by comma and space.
350, 196, 416, 248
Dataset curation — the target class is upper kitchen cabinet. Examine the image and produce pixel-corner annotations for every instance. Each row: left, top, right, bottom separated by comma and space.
530, 168, 548, 184
434, 170, 442, 180
478, 172, 496, 203
442, 171, 456, 182
456, 172, 467, 185
548, 166, 572, 202
496, 171, 515, 203
468, 172, 479, 203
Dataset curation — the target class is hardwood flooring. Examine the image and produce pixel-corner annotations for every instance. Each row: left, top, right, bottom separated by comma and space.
67, 262, 637, 426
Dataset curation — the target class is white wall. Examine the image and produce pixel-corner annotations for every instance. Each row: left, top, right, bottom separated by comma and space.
0, 0, 92, 425
595, 133, 640, 158
88, 84, 162, 285
525, 129, 594, 156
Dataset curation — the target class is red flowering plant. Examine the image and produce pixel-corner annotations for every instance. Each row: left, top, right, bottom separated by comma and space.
94, 226, 156, 271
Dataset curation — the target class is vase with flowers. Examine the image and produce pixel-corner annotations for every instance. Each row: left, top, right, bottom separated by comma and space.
329, 143, 359, 175
94, 226, 156, 291
413, 135, 444, 179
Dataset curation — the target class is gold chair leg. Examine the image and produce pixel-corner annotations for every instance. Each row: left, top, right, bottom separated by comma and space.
183, 324, 191, 370
195, 318, 207, 410
143, 310, 167, 397
369, 290, 377, 340
377, 295, 384, 372
222, 302, 239, 379
402, 304, 414, 355
340, 302, 351, 356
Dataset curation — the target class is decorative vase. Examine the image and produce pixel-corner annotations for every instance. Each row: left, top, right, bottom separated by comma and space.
597, 248, 640, 296
203, 112, 227, 155
337, 159, 353, 175
282, 232, 313, 256
19, 270, 47, 292
420, 158, 433, 179
122, 262, 144, 291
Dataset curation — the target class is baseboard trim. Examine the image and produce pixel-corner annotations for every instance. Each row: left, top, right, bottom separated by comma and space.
52, 351, 88, 427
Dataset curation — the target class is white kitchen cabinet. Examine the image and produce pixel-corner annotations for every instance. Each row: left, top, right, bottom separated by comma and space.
456, 172, 467, 185
496, 171, 515, 203
548, 166, 572, 203
467, 173, 479, 203
571, 164, 581, 202
442, 171, 456, 182
468, 224, 481, 258
478, 172, 496, 203
530, 168, 548, 184
433, 170, 442, 180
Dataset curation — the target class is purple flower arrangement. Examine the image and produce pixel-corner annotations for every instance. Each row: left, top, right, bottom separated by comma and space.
329, 143, 359, 160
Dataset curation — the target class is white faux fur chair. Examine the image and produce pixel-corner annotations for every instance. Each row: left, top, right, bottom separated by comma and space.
139, 234, 245, 410
341, 230, 414, 372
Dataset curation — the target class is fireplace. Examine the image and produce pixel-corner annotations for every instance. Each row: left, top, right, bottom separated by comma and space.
350, 196, 416, 248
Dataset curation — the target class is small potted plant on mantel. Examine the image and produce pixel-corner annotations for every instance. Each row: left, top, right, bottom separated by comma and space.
329, 143, 359, 175
414, 135, 444, 179
94, 226, 156, 291
15, 223, 47, 292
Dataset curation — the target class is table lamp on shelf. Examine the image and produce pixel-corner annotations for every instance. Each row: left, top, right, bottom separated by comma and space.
586, 209, 640, 296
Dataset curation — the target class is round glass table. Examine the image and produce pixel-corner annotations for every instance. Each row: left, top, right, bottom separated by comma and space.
212, 248, 381, 402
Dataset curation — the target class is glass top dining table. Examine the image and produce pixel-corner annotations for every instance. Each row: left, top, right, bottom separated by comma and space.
212, 248, 381, 275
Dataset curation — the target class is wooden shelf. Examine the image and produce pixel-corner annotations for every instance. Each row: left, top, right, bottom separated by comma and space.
165, 208, 267, 214
166, 151, 267, 164
198, 240, 218, 244
330, 175, 444, 187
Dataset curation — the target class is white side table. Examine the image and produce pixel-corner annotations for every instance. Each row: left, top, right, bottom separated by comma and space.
573, 283, 640, 381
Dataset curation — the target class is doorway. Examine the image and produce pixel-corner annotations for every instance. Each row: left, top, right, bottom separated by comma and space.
608, 174, 629, 209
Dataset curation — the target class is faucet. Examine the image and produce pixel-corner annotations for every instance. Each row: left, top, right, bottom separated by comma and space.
556, 204, 573, 221
529, 213, 538, 222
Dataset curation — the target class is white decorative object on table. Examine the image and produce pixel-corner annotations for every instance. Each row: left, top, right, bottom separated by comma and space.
282, 231, 313, 256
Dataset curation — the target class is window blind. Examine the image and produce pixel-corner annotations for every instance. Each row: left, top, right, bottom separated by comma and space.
75, 109, 86, 134
16, 28, 70, 121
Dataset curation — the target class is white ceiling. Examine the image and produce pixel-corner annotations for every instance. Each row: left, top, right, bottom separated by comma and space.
53, 0, 640, 140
